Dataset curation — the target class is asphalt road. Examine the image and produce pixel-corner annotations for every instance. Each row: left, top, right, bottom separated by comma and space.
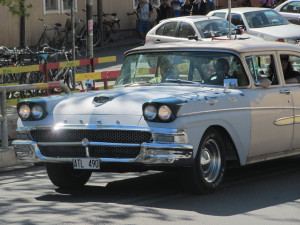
1, 155, 300, 225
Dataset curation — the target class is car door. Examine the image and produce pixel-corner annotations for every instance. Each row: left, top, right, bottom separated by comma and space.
278, 1, 300, 25
277, 53, 300, 149
244, 53, 293, 159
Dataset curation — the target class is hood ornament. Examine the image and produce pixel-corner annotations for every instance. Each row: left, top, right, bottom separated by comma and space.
93, 96, 113, 106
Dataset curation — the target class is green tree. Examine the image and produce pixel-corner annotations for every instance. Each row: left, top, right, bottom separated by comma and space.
0, 0, 32, 17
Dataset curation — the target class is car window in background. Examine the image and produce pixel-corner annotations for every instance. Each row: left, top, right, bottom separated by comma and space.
163, 22, 178, 37
280, 1, 300, 13
178, 22, 195, 38
231, 13, 245, 26
194, 19, 237, 38
246, 55, 279, 85
156, 24, 165, 35
212, 12, 226, 18
244, 10, 290, 28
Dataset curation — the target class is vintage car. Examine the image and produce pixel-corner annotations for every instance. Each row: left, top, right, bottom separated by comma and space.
145, 16, 262, 45
13, 41, 300, 194
207, 7, 300, 45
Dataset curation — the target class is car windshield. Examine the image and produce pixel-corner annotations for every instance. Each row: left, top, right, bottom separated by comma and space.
115, 51, 249, 87
194, 19, 238, 38
244, 10, 290, 28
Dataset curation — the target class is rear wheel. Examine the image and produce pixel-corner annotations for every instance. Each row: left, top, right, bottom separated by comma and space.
102, 24, 111, 44
46, 163, 92, 189
182, 128, 226, 194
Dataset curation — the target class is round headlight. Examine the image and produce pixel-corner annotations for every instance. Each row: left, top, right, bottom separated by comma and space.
144, 104, 157, 120
158, 105, 172, 121
31, 104, 43, 119
18, 104, 31, 120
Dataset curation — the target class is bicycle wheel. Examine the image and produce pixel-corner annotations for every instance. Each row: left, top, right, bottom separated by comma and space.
102, 24, 111, 44
66, 67, 86, 90
83, 28, 101, 47
93, 27, 101, 47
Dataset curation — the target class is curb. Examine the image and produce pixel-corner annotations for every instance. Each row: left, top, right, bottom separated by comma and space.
0, 147, 18, 168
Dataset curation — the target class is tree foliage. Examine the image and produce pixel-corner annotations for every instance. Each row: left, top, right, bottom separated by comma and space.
0, 0, 32, 17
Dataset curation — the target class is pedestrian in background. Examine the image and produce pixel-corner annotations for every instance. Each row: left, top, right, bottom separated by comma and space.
191, 0, 209, 15
181, 0, 192, 16
207, 0, 215, 11
259, 0, 274, 8
171, 0, 184, 17
136, 0, 153, 40
156, 0, 174, 23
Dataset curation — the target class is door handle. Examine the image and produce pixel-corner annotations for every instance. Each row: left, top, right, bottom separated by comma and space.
156, 39, 161, 42
280, 89, 291, 95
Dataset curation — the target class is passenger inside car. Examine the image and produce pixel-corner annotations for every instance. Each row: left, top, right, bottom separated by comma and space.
280, 55, 300, 84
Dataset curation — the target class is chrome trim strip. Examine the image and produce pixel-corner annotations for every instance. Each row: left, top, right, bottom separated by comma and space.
247, 149, 300, 164
37, 141, 141, 147
17, 124, 180, 134
179, 106, 294, 117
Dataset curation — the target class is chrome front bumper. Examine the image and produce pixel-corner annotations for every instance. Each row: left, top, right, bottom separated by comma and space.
13, 140, 193, 166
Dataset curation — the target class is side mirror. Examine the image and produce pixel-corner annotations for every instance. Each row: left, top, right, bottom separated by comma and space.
188, 35, 199, 41
236, 25, 246, 32
223, 78, 238, 93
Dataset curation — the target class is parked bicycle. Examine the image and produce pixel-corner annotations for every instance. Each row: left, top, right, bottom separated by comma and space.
36, 18, 67, 51
62, 10, 101, 49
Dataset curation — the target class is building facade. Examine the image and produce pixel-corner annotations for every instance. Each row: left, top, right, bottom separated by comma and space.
0, 0, 260, 48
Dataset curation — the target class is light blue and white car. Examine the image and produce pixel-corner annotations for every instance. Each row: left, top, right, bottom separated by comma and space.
13, 41, 300, 194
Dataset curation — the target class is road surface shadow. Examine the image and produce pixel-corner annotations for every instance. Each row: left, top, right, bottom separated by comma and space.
36, 155, 300, 217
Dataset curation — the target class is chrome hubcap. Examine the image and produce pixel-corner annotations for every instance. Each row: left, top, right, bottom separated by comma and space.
200, 138, 221, 183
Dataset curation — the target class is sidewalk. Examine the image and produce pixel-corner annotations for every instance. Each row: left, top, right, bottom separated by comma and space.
0, 30, 143, 171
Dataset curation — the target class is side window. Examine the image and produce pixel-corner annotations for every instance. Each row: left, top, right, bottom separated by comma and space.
178, 22, 195, 38
231, 14, 245, 26
212, 12, 226, 18
163, 22, 177, 37
281, 2, 300, 13
279, 54, 300, 84
156, 24, 165, 35
246, 55, 278, 85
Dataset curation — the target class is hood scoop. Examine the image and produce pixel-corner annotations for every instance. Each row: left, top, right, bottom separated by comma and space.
93, 96, 114, 106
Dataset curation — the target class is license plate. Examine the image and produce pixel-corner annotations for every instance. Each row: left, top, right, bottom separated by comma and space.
73, 158, 100, 170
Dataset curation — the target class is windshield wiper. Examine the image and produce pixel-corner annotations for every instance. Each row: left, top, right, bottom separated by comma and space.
124, 81, 152, 87
165, 79, 201, 84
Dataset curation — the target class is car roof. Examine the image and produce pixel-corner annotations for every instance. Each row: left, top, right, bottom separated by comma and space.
159, 16, 224, 23
126, 41, 300, 55
210, 7, 272, 13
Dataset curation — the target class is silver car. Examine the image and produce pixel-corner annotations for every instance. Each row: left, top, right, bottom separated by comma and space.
145, 16, 262, 45
207, 7, 300, 45
274, 0, 300, 25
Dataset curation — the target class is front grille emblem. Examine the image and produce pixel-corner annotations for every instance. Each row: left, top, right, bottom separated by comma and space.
82, 138, 90, 147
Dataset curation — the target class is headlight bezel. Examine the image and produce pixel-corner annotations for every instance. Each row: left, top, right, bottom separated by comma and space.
17, 101, 47, 121
143, 102, 177, 123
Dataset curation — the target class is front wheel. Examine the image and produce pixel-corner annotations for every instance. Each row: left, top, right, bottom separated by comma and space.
46, 163, 92, 189
182, 128, 226, 194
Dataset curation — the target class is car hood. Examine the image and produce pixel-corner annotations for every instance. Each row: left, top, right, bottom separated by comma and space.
250, 24, 300, 39
19, 86, 246, 127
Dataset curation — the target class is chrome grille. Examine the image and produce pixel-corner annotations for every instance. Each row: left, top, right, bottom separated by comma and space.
30, 129, 152, 143
31, 129, 152, 159
39, 146, 140, 158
